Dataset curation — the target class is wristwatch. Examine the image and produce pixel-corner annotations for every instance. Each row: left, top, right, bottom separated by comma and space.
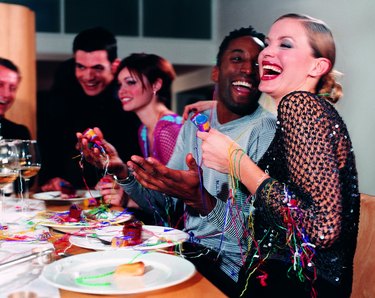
113, 173, 134, 184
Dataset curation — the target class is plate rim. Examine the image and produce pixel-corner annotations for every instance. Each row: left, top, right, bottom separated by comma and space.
41, 250, 196, 294
69, 224, 189, 250
32, 190, 101, 201
36, 211, 132, 230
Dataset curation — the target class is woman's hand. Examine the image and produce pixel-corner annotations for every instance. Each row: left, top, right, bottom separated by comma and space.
41, 177, 71, 191
76, 127, 128, 178
197, 128, 242, 174
95, 175, 124, 206
182, 100, 217, 122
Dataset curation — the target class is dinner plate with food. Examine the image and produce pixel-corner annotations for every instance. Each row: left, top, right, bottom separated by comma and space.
32, 190, 101, 203
69, 224, 189, 251
41, 250, 195, 294
32, 205, 132, 233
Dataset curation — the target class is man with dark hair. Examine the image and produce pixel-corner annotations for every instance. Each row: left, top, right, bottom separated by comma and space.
38, 27, 140, 190
72, 27, 117, 62
0, 57, 31, 139
78, 26, 277, 295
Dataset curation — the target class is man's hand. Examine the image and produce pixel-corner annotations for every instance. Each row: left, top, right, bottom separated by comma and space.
127, 153, 216, 215
182, 100, 217, 122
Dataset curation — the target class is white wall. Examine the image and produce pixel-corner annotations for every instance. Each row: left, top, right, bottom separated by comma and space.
218, 0, 375, 195
36, 33, 218, 67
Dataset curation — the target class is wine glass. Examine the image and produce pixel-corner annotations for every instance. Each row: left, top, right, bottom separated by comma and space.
0, 140, 19, 226
16, 140, 41, 204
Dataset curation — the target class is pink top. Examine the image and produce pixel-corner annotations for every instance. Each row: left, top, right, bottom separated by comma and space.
138, 114, 183, 165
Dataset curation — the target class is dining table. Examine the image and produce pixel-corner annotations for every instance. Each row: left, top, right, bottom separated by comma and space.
43, 201, 227, 298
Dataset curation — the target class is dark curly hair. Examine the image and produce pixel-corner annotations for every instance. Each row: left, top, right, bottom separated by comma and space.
216, 26, 265, 66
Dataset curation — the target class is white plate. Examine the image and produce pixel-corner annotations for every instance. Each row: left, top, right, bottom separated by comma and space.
34, 210, 132, 233
69, 225, 189, 251
32, 190, 102, 202
0, 222, 50, 242
41, 250, 195, 294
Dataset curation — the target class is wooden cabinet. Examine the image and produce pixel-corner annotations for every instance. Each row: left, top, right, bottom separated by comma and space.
0, 3, 36, 139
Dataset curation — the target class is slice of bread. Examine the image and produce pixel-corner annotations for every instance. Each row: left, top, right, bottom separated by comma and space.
114, 261, 145, 277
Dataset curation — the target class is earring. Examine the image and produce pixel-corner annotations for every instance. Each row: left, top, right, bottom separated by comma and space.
153, 90, 157, 96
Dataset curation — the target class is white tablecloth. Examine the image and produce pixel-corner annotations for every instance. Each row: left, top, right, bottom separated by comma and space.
0, 198, 60, 298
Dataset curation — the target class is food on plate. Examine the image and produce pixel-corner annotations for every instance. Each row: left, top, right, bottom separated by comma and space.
114, 261, 145, 277
36, 205, 129, 227
111, 235, 141, 247
111, 220, 143, 247
60, 181, 78, 199
122, 220, 143, 240
69, 204, 82, 221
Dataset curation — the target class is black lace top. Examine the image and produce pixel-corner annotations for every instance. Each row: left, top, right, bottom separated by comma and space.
251, 91, 360, 290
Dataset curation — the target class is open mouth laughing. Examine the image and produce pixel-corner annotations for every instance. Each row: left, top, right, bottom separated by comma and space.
0, 98, 9, 105
261, 62, 282, 80
232, 80, 255, 94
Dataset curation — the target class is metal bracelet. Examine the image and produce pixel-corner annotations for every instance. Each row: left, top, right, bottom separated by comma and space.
113, 173, 134, 184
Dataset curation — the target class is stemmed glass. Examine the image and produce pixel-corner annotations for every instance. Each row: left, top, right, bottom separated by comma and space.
16, 140, 42, 202
0, 140, 19, 225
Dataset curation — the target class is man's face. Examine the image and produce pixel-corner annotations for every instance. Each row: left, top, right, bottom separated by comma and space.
213, 36, 262, 117
0, 65, 20, 117
75, 50, 115, 96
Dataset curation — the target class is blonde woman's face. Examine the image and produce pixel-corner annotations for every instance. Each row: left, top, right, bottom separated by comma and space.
258, 18, 318, 101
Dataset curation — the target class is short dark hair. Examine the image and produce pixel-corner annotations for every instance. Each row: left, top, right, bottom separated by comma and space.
216, 26, 265, 66
116, 53, 176, 107
0, 57, 20, 75
72, 27, 117, 62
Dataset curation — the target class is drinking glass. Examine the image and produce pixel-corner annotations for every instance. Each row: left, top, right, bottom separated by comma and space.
0, 140, 19, 225
16, 140, 41, 201
15, 140, 41, 211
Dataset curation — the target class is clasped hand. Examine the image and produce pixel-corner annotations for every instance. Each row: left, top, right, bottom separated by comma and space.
197, 128, 240, 174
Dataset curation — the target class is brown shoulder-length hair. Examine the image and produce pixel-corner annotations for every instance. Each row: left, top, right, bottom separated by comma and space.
116, 53, 176, 107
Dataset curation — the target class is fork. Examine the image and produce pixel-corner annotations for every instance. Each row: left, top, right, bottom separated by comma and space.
71, 233, 112, 245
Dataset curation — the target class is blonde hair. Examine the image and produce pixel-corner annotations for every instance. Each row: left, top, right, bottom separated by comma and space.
276, 13, 343, 103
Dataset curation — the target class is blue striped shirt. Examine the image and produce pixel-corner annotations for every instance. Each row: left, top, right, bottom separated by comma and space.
122, 105, 276, 281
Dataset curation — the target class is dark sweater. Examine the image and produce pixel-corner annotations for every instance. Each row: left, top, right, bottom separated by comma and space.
240, 91, 360, 297
37, 58, 141, 188
0, 117, 31, 140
